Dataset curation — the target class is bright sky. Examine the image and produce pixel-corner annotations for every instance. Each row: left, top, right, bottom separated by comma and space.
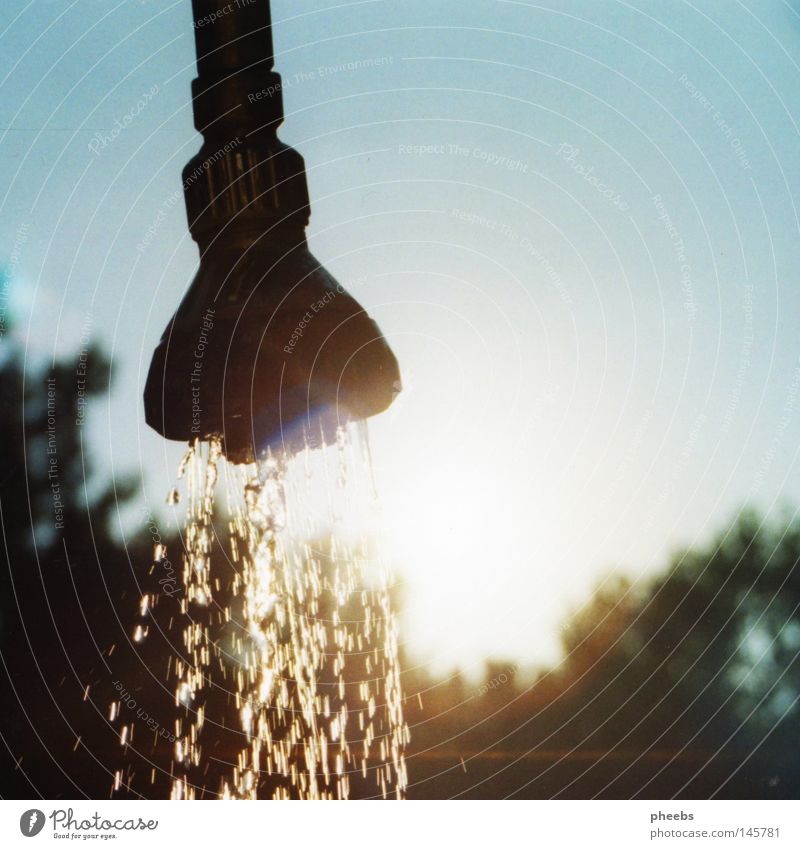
2, 0, 800, 677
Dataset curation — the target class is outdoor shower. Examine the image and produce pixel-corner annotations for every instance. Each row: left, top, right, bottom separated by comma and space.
144, 0, 401, 464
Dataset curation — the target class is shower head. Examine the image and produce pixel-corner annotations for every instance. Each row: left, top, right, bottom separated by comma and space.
143, 0, 400, 464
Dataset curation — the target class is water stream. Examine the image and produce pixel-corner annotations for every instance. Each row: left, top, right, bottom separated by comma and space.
124, 427, 407, 800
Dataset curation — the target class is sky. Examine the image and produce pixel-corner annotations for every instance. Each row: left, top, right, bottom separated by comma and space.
2, 0, 800, 677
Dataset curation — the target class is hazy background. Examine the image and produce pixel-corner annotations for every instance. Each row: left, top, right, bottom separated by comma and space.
3, 0, 800, 678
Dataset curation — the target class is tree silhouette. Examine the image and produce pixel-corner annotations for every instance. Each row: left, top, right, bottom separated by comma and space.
0, 336, 161, 798
402, 515, 800, 799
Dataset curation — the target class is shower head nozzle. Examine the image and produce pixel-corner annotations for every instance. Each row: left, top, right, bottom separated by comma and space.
143, 0, 400, 463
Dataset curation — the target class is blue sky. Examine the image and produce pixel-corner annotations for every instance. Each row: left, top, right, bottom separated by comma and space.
2, 0, 800, 674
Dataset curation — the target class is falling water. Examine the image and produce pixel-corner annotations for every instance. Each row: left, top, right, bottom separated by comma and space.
128, 426, 408, 800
